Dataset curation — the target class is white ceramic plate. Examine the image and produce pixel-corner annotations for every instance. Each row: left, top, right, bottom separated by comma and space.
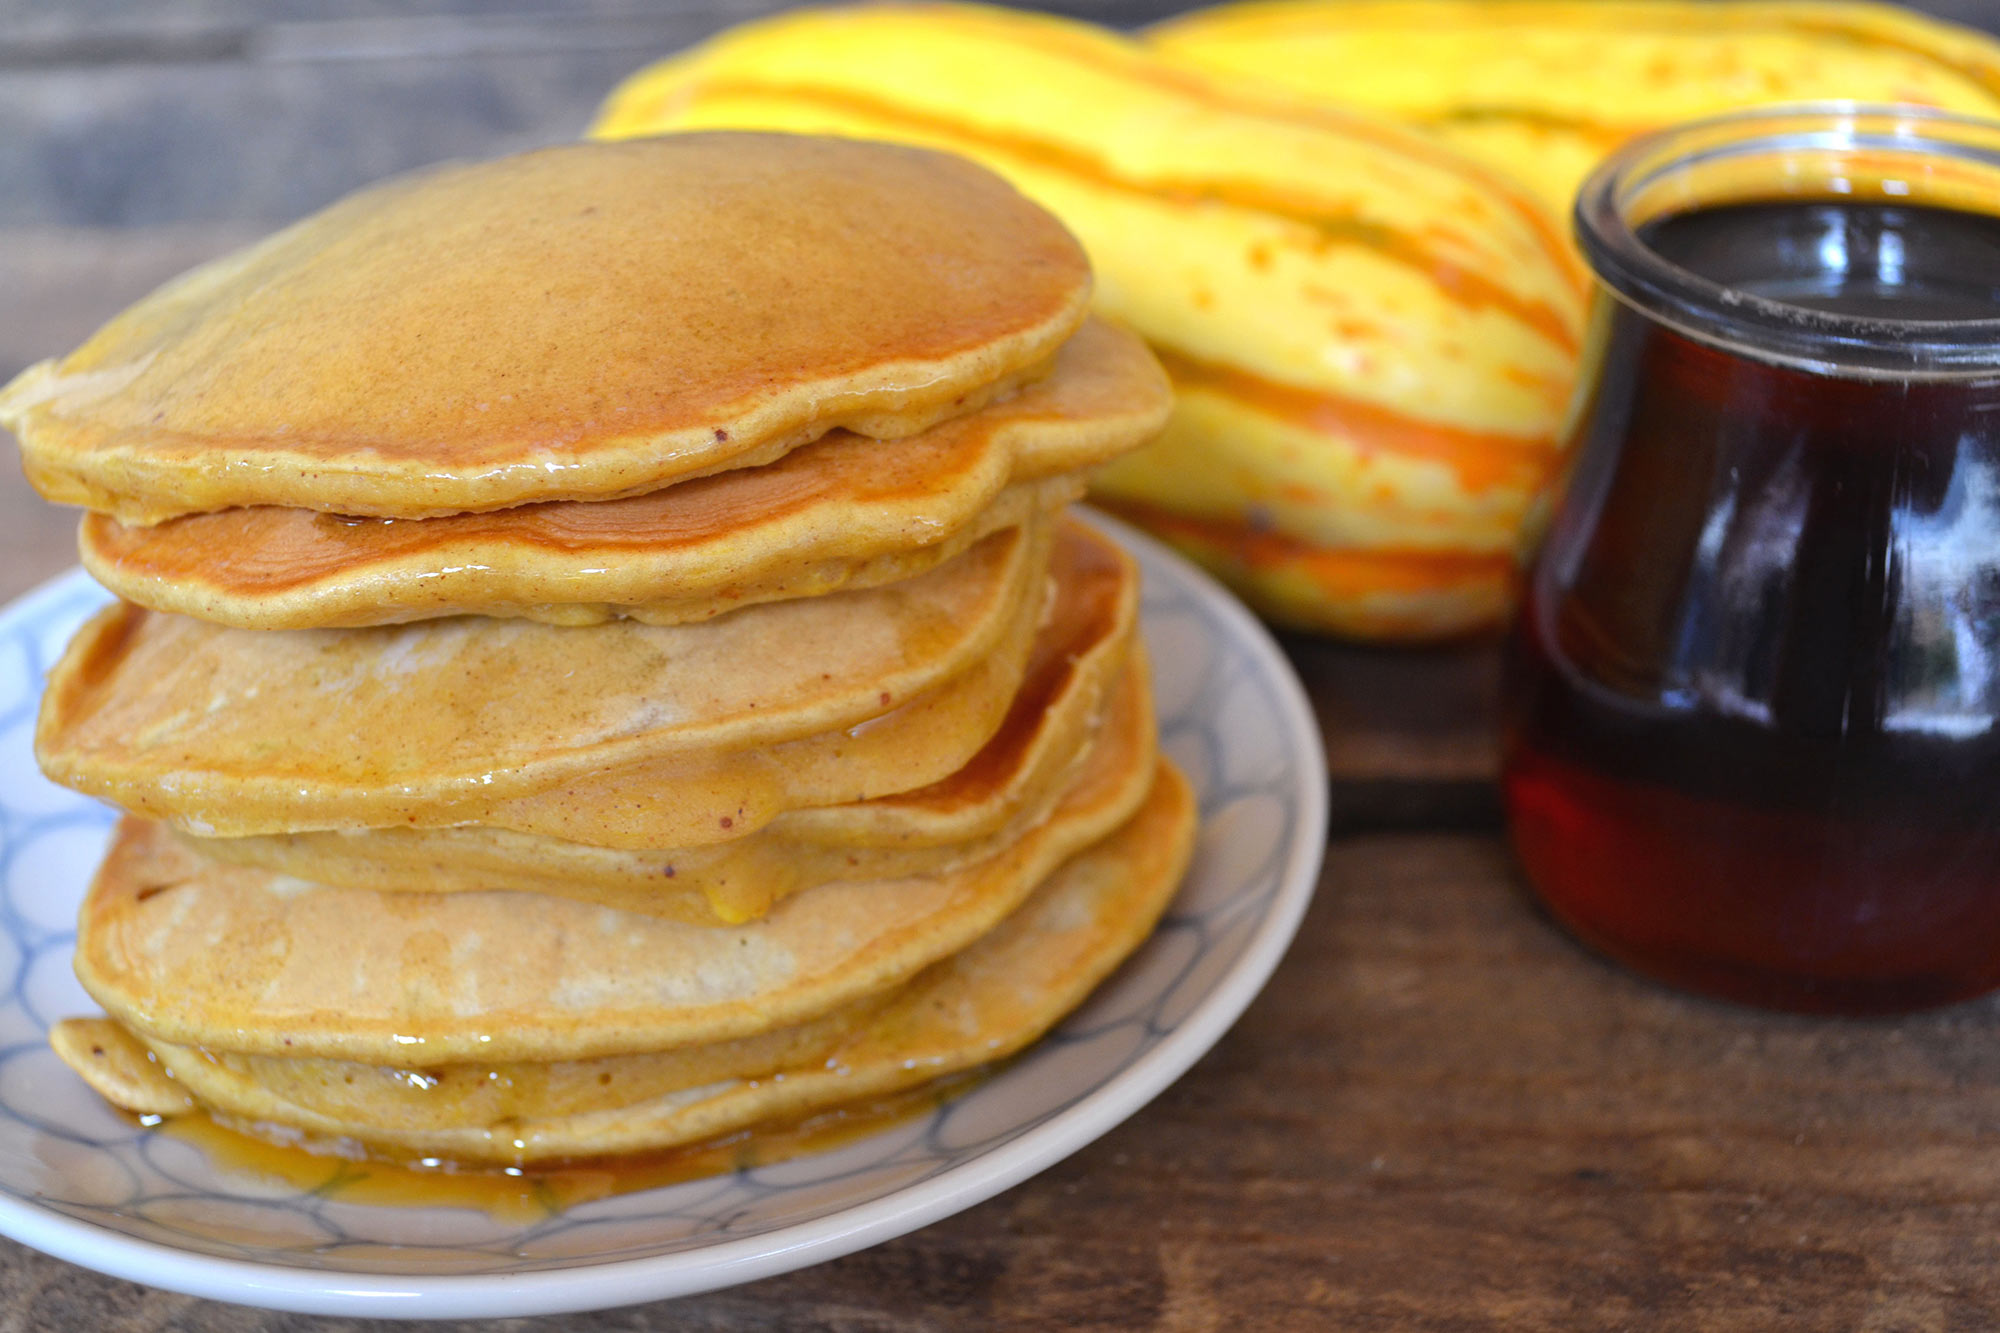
0, 512, 1326, 1319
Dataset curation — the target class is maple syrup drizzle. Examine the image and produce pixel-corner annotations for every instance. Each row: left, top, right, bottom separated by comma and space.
147, 1070, 989, 1224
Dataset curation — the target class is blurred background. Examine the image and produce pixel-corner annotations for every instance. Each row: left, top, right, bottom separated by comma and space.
5, 0, 1995, 379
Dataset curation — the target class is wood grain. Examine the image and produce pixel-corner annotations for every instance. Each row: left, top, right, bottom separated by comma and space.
3, 2, 2000, 1328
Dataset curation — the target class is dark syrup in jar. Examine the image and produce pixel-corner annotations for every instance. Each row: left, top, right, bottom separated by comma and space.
1504, 201, 2000, 1014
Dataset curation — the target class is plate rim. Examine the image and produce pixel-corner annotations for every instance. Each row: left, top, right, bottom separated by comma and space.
0, 510, 1329, 1319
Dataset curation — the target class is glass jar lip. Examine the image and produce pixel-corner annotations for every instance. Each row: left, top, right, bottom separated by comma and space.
1574, 102, 2000, 379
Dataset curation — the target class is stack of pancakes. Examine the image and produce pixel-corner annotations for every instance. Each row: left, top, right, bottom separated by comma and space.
1, 134, 1194, 1167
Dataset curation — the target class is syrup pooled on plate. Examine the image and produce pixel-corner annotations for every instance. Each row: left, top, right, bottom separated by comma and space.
153, 1071, 988, 1225
1505, 200, 2000, 1014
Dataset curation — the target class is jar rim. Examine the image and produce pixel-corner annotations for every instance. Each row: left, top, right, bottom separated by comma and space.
1574, 102, 2000, 378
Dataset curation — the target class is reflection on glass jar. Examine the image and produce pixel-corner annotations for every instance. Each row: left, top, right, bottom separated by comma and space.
1502, 106, 2000, 1014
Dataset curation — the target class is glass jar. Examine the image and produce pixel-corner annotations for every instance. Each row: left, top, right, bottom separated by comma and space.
1503, 105, 2000, 1014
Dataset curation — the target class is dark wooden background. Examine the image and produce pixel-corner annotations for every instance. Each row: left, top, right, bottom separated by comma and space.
6, 2, 2000, 1328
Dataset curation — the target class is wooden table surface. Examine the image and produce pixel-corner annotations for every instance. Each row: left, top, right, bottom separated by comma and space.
6, 3, 2000, 1328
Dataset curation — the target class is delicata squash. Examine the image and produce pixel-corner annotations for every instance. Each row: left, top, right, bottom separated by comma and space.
1153, 1, 2000, 222
591, 3, 1586, 639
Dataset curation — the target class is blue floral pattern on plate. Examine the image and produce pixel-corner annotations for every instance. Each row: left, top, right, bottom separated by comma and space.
0, 512, 1327, 1318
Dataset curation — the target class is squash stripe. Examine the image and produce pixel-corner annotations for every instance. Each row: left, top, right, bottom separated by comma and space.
1100, 499, 1521, 595
1155, 347, 1558, 495
900, 2, 1585, 290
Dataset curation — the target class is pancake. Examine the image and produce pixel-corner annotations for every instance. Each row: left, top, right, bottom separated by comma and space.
71, 710, 1166, 1072
404, 520, 1134, 850
54, 761, 1194, 1163
37, 517, 1062, 840
77, 318, 1169, 630
188, 621, 1151, 925
2, 134, 1092, 524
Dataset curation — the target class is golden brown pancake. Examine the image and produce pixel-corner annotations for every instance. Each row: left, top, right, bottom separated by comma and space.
70, 732, 1166, 1071
188, 628, 1151, 926
77, 318, 1168, 629
377, 520, 1135, 850
37, 518, 1066, 841
2, 134, 1092, 523
53, 761, 1194, 1163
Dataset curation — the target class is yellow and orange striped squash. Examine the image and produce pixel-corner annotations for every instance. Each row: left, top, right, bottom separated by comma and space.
590, 3, 1587, 640
1152, 1, 2000, 224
